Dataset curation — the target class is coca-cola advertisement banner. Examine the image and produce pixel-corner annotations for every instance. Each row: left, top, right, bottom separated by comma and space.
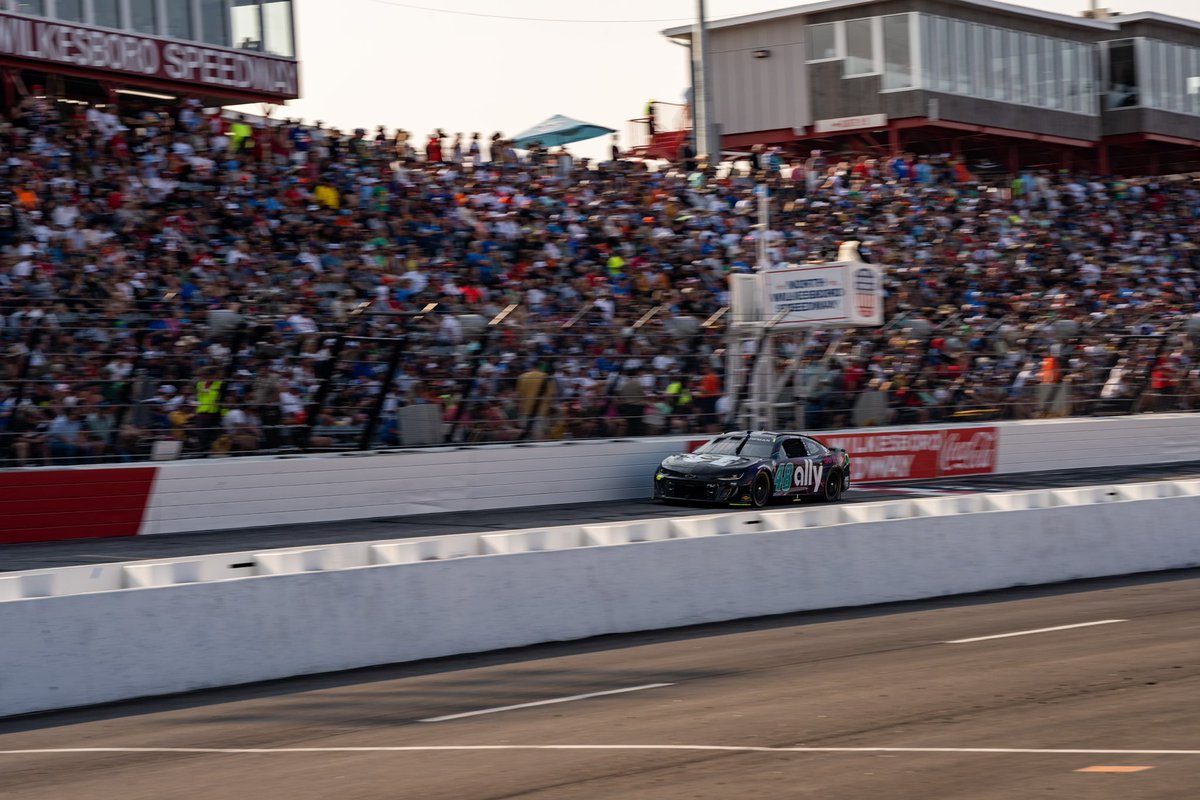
819, 427, 999, 483
0, 12, 298, 100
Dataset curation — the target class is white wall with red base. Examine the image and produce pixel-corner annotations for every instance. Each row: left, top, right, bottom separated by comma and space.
1, 412, 1197, 544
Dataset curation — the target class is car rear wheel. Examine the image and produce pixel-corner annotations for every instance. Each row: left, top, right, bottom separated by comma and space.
750, 473, 772, 508
823, 469, 844, 502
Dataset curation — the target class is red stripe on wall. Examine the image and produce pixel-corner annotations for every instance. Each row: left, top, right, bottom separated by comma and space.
0, 467, 157, 544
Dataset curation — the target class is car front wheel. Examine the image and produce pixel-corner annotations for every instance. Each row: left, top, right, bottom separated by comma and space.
750, 473, 773, 508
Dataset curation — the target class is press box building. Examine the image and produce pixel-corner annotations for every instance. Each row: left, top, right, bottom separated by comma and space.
659, 0, 1200, 173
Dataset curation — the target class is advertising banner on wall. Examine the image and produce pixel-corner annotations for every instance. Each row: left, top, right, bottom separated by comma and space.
819, 426, 999, 483
686, 426, 998, 483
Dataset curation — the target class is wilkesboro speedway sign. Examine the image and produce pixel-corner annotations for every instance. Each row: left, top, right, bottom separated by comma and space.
0, 11, 298, 100
761, 260, 884, 328
740, 241, 885, 329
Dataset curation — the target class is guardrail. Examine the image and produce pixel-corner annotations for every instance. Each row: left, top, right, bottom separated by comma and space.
4, 477, 1200, 716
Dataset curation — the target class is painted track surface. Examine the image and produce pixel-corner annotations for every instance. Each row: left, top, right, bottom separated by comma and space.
2, 570, 1197, 799
3, 460, 1200, 572
2, 460, 1200, 573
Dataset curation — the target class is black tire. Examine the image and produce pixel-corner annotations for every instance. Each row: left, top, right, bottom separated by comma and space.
822, 469, 844, 502
750, 472, 772, 508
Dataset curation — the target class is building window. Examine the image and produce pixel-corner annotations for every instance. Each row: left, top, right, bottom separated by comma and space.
1189, 47, 1200, 115
1148, 40, 1164, 111
14, 1, 45, 16
926, 15, 945, 92
1020, 34, 1037, 107
806, 22, 838, 61
93, 0, 122, 28
1002, 30, 1022, 104
952, 19, 971, 95
129, 0, 158, 35
262, 0, 294, 57
974, 24, 990, 100
844, 17, 874, 75
167, 0, 194, 40
912, 13, 1096, 115
990, 27, 1008, 101
1167, 42, 1183, 113
1107, 39, 1138, 109
1062, 41, 1077, 113
881, 14, 911, 89
54, 0, 83, 21
232, 0, 262, 50
200, 0, 230, 46
1041, 37, 1061, 109
1080, 43, 1097, 114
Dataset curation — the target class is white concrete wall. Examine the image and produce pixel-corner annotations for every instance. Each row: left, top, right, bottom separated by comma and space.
995, 413, 1200, 474
141, 439, 690, 535
6, 489, 1200, 717
138, 413, 1200, 535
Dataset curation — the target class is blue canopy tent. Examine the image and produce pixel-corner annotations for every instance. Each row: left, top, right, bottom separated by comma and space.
510, 114, 616, 150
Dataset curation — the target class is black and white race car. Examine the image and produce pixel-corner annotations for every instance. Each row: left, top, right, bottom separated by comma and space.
653, 430, 852, 507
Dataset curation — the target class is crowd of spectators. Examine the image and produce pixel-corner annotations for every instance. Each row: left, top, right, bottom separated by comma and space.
0, 93, 1198, 465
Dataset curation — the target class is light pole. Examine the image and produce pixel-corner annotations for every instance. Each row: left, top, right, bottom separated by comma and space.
692, 0, 719, 164
755, 184, 771, 271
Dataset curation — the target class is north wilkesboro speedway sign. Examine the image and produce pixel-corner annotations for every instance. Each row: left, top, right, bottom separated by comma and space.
757, 241, 884, 329
730, 242, 884, 330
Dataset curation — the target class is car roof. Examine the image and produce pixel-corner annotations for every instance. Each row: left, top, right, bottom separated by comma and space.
714, 430, 814, 439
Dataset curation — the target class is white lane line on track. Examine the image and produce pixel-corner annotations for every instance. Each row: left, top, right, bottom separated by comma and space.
945, 619, 1127, 644
3, 746, 1199, 756
417, 683, 674, 723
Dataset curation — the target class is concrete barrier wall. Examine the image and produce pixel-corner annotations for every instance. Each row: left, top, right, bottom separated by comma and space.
140, 413, 1200, 535
140, 439, 687, 535
995, 413, 1200, 474
5, 485, 1200, 717
2, 412, 1199, 544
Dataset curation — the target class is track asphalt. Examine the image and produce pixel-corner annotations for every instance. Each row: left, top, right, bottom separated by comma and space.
2, 570, 1197, 799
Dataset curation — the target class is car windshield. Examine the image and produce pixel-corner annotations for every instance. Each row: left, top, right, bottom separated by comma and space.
694, 434, 775, 459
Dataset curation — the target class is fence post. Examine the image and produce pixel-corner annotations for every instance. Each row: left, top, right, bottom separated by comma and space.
444, 303, 517, 443
297, 334, 347, 450
108, 329, 149, 452
359, 338, 406, 451
8, 317, 43, 409
216, 321, 249, 410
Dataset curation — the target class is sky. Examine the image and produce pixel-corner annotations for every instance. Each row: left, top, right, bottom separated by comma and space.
243, 0, 1200, 161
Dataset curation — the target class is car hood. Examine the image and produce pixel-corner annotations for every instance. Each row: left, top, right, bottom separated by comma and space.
660, 453, 759, 476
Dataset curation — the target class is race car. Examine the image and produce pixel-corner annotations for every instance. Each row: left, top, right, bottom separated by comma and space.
653, 430, 851, 507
